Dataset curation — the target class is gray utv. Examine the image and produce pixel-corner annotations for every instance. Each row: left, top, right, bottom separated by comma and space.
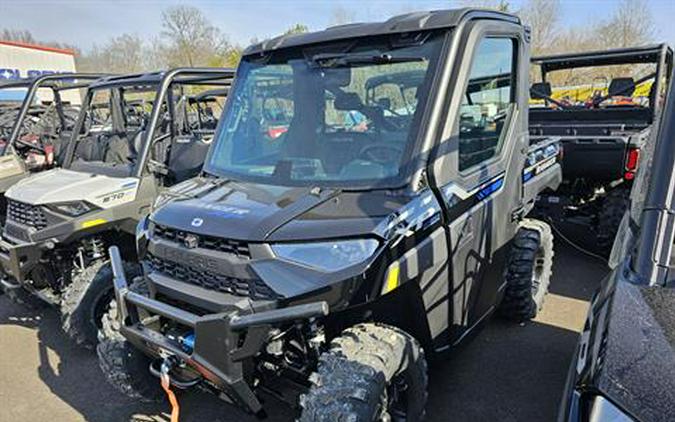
0, 68, 234, 348
98, 9, 562, 421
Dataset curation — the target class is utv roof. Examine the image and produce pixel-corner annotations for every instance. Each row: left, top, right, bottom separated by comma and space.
89, 68, 236, 90
532, 44, 673, 71
243, 8, 520, 56
0, 73, 105, 91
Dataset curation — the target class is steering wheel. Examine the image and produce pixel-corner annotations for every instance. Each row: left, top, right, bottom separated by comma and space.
359, 143, 403, 164
14, 136, 47, 154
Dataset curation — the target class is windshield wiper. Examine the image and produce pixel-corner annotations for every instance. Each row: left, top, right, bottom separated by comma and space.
311, 53, 425, 68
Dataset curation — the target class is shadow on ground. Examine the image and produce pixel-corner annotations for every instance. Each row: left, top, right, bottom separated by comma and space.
0, 241, 607, 421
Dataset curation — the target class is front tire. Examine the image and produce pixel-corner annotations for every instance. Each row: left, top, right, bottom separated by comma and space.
61, 260, 140, 348
96, 278, 161, 401
299, 323, 428, 422
499, 218, 554, 321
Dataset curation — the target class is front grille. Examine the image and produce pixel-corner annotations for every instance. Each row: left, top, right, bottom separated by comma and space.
7, 200, 47, 230
148, 254, 280, 301
153, 224, 250, 259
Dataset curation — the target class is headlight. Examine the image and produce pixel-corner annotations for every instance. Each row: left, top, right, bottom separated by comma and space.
588, 395, 633, 421
49, 201, 98, 217
271, 239, 379, 272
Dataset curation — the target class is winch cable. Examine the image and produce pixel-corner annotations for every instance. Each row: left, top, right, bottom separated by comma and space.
546, 218, 608, 264
160, 358, 180, 422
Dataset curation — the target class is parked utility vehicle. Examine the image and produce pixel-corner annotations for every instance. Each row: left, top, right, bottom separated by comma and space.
99, 9, 561, 420
558, 65, 675, 422
0, 69, 234, 347
530, 45, 673, 249
0, 74, 104, 213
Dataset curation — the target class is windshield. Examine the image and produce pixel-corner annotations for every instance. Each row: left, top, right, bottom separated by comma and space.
206, 33, 444, 188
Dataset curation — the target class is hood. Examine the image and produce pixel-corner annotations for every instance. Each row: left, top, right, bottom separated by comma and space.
151, 177, 407, 242
6, 168, 139, 208
590, 276, 675, 422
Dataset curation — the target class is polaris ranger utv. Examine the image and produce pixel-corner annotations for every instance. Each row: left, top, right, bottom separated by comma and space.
530, 45, 673, 249
0, 74, 104, 213
558, 65, 675, 422
99, 9, 562, 420
0, 68, 234, 346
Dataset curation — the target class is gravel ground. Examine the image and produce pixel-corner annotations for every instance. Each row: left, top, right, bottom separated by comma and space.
0, 240, 608, 422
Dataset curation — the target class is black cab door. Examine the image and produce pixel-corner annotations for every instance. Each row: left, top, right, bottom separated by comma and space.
429, 20, 529, 344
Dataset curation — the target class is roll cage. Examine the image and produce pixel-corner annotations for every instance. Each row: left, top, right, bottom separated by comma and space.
531, 44, 674, 119
62, 68, 235, 178
0, 73, 106, 155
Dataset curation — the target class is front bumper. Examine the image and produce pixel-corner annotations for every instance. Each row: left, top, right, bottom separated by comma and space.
109, 246, 328, 414
0, 235, 50, 283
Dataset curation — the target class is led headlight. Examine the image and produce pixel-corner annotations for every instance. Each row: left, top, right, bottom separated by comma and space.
49, 201, 98, 217
272, 239, 379, 272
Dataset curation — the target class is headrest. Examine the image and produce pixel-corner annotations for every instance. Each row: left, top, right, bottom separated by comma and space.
608, 77, 635, 97
530, 82, 552, 100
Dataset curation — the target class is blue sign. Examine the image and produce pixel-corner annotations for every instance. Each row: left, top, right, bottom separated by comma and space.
0, 69, 70, 80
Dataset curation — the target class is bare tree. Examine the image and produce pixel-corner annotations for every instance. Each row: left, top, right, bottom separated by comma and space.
1, 29, 36, 44
331, 6, 356, 25
596, 0, 655, 48
77, 34, 148, 73
159, 5, 230, 67
518, 0, 561, 55
459, 0, 511, 12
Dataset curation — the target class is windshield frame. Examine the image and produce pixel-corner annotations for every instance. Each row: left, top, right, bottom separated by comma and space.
203, 31, 450, 190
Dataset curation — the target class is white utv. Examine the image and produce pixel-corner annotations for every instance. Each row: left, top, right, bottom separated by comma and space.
0, 68, 234, 347
0, 74, 104, 219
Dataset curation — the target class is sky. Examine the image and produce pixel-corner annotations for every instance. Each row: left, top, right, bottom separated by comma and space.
1, 0, 674, 52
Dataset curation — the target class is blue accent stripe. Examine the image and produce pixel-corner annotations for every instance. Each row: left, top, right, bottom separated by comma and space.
476, 177, 504, 201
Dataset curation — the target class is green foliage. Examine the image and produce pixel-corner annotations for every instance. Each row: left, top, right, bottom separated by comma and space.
284, 24, 309, 35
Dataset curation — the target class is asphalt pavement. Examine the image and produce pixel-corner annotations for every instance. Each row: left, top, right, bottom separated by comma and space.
0, 239, 608, 422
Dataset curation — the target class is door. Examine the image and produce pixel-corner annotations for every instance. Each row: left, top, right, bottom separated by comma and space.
432, 25, 528, 344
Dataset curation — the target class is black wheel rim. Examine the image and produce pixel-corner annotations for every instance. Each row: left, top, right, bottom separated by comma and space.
531, 244, 546, 296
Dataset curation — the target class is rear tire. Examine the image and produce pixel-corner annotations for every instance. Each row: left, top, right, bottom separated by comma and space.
299, 323, 428, 422
96, 278, 161, 401
499, 218, 554, 321
597, 188, 630, 251
61, 260, 140, 348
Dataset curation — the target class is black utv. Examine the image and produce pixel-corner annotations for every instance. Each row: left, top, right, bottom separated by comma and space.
0, 69, 234, 347
530, 45, 673, 250
98, 9, 562, 420
558, 65, 675, 422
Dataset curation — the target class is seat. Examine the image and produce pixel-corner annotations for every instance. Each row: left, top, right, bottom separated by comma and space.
608, 77, 636, 98
166, 135, 210, 183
